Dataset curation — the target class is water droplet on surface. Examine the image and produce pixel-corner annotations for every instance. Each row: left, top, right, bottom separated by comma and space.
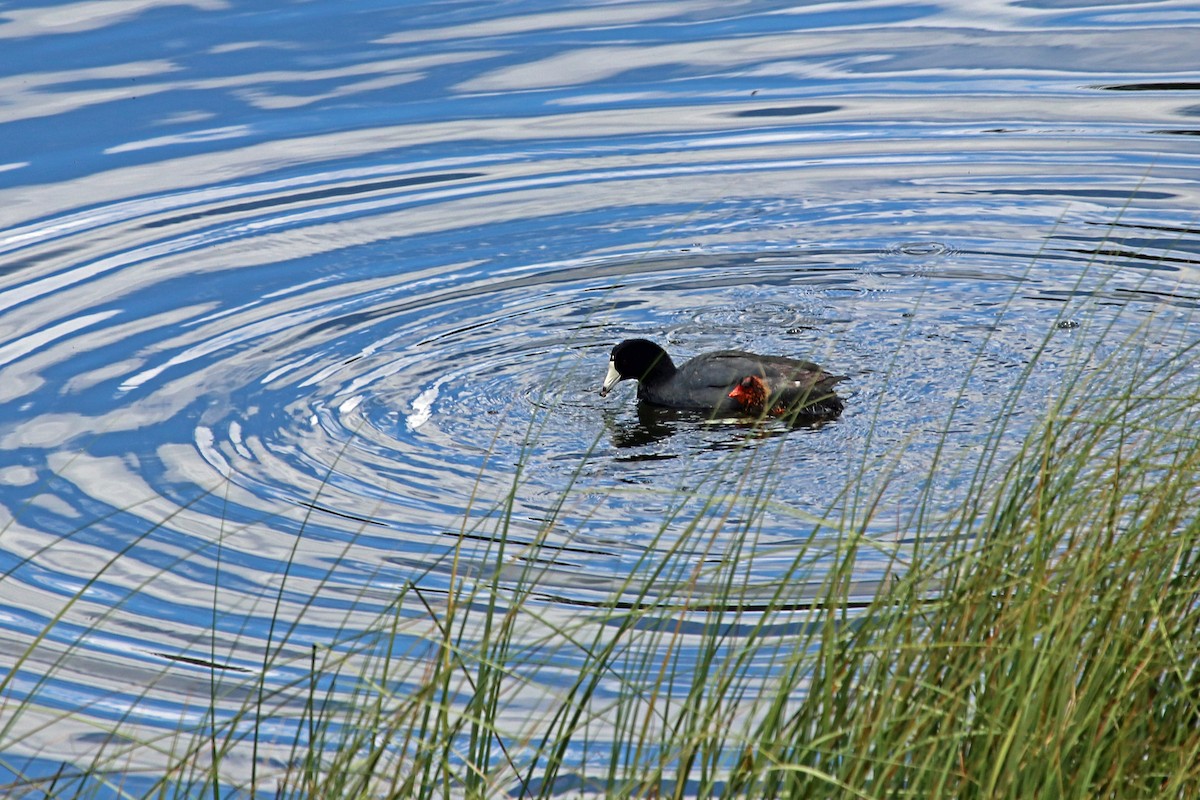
897, 241, 949, 257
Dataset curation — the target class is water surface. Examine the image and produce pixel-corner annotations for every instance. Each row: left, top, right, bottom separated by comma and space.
3, 0, 1200, 794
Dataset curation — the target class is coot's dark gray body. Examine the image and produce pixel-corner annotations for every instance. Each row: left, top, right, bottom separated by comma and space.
600, 338, 846, 418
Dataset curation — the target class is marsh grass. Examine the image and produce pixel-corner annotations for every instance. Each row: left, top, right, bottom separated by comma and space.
4, 280, 1200, 799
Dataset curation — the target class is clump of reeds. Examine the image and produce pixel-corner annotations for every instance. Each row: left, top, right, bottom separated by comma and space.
250, 318, 1200, 799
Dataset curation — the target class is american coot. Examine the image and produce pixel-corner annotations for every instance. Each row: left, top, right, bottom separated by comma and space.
599, 338, 846, 418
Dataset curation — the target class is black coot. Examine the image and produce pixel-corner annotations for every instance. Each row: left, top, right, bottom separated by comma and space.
599, 338, 846, 418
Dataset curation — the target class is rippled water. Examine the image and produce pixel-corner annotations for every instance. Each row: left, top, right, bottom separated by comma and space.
3, 0, 1200, 794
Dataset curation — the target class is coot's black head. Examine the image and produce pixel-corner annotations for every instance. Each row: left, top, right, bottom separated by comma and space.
599, 338, 675, 396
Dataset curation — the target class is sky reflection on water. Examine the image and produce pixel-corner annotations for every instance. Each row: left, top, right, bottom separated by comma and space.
2, 0, 1200, 794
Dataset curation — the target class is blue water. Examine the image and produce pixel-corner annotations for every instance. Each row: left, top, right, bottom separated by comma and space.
3, 0, 1200, 795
